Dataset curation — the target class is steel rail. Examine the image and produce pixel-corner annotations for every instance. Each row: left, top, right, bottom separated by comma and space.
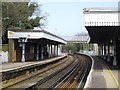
4, 55, 71, 89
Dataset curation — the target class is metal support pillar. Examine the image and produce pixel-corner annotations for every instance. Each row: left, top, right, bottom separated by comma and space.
21, 42, 25, 62
18, 37, 27, 62
36, 44, 39, 60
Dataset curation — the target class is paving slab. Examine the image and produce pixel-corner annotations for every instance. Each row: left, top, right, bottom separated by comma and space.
88, 56, 119, 89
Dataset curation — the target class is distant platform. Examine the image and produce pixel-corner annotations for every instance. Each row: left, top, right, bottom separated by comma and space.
1, 54, 67, 72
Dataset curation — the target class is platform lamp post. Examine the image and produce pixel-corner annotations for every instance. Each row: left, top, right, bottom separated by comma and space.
18, 37, 27, 62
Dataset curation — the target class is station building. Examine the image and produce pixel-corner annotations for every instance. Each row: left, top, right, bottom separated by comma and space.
8, 28, 66, 62
84, 8, 120, 65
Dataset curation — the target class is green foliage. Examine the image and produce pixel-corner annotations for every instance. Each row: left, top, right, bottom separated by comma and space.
2, 2, 45, 44
62, 43, 81, 53
62, 43, 94, 53
19, 17, 44, 29
2, 44, 8, 51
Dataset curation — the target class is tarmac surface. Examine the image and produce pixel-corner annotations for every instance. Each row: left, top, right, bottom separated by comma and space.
87, 56, 119, 89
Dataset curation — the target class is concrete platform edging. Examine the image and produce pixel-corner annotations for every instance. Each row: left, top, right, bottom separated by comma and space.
1, 54, 67, 73
1, 54, 68, 89
83, 54, 94, 89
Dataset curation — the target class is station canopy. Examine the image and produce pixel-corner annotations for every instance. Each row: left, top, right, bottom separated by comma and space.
8, 28, 67, 45
84, 8, 120, 43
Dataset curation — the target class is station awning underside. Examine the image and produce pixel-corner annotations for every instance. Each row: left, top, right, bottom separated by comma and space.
85, 26, 120, 43
8, 29, 67, 44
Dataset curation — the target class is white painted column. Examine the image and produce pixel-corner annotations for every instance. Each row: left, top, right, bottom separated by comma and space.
102, 45, 104, 56
36, 44, 39, 60
103, 44, 106, 60
54, 45, 56, 56
113, 42, 117, 65
58, 45, 62, 55
21, 42, 25, 62
94, 44, 98, 55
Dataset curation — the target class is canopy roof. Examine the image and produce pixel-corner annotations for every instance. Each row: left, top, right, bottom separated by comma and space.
8, 29, 67, 44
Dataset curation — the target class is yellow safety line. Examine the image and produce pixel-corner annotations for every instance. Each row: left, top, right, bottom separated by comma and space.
100, 60, 120, 90
105, 64, 120, 90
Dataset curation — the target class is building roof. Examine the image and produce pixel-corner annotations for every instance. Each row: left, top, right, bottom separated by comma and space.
8, 28, 66, 44
83, 8, 119, 13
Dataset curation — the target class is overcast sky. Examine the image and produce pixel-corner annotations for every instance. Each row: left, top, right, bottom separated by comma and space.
31, 0, 119, 36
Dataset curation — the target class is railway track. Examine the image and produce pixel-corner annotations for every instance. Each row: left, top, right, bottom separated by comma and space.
37, 53, 92, 89
5, 54, 74, 89
5, 54, 92, 90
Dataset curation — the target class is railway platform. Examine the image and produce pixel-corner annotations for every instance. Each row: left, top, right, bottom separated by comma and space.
0, 54, 67, 89
85, 56, 119, 89
1, 54, 67, 72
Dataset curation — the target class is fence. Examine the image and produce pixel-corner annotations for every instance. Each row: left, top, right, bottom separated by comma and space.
0, 51, 8, 64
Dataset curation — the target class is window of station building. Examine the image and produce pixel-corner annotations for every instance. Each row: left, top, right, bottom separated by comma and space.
30, 46, 34, 53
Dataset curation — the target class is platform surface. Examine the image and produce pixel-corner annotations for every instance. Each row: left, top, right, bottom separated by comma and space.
0, 54, 67, 72
88, 56, 119, 89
